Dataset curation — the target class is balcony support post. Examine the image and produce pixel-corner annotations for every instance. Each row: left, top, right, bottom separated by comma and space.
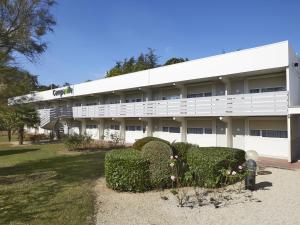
219, 116, 232, 148
119, 118, 126, 141
173, 117, 187, 142
98, 119, 104, 140
80, 119, 86, 135
287, 115, 292, 163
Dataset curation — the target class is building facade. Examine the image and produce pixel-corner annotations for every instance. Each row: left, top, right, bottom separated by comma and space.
10, 41, 300, 162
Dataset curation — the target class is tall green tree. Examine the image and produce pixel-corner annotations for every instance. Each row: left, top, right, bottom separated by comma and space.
11, 105, 40, 144
106, 48, 160, 78
0, 0, 56, 67
164, 57, 189, 66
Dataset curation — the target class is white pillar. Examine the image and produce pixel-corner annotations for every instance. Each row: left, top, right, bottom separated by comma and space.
212, 118, 217, 145
146, 118, 153, 137
81, 119, 86, 135
181, 118, 187, 142
98, 119, 104, 140
287, 115, 292, 162
119, 93, 125, 103
212, 84, 216, 96
179, 85, 187, 99
226, 117, 232, 147
119, 118, 126, 141
225, 82, 231, 96
144, 89, 152, 101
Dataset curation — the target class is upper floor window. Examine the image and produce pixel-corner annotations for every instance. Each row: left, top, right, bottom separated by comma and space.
162, 96, 180, 100
187, 92, 212, 98
125, 98, 142, 103
75, 103, 82, 107
249, 86, 286, 93
86, 103, 97, 106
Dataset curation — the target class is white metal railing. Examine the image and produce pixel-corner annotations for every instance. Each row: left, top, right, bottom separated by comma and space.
72, 91, 289, 118
38, 107, 73, 128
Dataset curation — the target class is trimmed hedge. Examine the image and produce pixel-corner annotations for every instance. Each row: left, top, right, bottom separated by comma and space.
186, 147, 245, 188
141, 141, 172, 188
172, 142, 197, 161
105, 148, 150, 192
133, 136, 170, 151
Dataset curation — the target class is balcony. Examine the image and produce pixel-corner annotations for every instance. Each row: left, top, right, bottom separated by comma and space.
72, 91, 289, 118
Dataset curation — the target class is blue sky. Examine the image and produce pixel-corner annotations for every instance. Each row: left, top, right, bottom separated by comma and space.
21, 0, 300, 85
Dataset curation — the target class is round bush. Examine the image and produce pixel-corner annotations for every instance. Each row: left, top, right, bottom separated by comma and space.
186, 146, 246, 188
172, 142, 197, 161
133, 136, 170, 151
105, 148, 150, 192
141, 141, 172, 188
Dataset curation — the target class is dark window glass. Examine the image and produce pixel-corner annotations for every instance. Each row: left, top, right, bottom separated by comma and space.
204, 128, 212, 134
250, 130, 260, 136
169, 127, 180, 133
187, 127, 203, 134
162, 127, 169, 132
250, 89, 260, 93
136, 126, 142, 131
262, 130, 287, 138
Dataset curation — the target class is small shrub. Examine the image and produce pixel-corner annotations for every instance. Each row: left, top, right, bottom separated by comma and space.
24, 133, 49, 143
62, 133, 92, 150
133, 136, 170, 151
186, 147, 245, 188
105, 149, 150, 192
141, 141, 173, 188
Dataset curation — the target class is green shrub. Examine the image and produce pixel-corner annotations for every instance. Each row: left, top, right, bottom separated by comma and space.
141, 141, 172, 188
105, 149, 150, 192
186, 147, 245, 188
133, 136, 170, 151
63, 133, 92, 150
172, 142, 197, 161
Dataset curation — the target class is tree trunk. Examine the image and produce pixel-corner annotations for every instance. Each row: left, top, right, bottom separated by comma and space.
18, 127, 24, 145
7, 130, 11, 142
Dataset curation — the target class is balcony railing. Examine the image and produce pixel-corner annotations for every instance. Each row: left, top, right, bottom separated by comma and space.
72, 91, 289, 118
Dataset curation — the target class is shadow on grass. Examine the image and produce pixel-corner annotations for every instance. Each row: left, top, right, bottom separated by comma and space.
0, 151, 105, 225
0, 148, 39, 157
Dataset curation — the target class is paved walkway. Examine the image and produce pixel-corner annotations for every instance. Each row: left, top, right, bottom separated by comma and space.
258, 157, 300, 170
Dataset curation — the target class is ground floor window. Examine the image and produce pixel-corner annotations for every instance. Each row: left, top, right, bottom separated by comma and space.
86, 125, 97, 129
187, 127, 212, 134
162, 126, 180, 133
250, 129, 287, 138
126, 125, 142, 131
110, 124, 120, 130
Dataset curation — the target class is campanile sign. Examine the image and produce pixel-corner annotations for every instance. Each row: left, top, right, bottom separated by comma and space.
53, 86, 74, 97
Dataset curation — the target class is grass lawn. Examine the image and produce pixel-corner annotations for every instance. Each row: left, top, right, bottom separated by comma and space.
0, 142, 105, 225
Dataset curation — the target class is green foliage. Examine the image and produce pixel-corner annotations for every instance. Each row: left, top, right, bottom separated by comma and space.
164, 57, 189, 66
133, 136, 170, 151
106, 48, 159, 77
186, 147, 246, 188
24, 133, 49, 143
62, 133, 92, 150
0, 0, 56, 63
141, 141, 173, 188
105, 149, 150, 192
171, 142, 197, 182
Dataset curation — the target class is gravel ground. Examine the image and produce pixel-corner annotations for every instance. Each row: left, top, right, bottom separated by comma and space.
95, 168, 300, 225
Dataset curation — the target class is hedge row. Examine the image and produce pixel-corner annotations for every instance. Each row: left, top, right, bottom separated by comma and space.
105, 139, 246, 192
105, 149, 151, 192
187, 147, 246, 188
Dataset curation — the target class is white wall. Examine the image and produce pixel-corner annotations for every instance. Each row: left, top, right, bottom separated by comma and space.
153, 119, 181, 143
245, 118, 288, 158
186, 119, 216, 146
124, 120, 144, 143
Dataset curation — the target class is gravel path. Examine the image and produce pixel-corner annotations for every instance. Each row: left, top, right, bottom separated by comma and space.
95, 168, 300, 225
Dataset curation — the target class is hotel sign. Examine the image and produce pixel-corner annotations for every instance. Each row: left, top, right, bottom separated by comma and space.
53, 86, 73, 97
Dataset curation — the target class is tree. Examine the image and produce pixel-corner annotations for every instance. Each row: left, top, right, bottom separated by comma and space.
105, 48, 160, 78
0, 107, 16, 141
164, 57, 188, 66
12, 105, 40, 145
0, 0, 56, 67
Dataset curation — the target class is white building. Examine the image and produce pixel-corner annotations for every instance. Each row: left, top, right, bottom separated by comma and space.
10, 41, 300, 162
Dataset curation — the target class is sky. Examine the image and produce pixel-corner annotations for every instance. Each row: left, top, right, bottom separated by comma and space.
20, 0, 300, 86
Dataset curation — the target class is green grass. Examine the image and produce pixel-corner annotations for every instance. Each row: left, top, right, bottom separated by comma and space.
0, 142, 105, 225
